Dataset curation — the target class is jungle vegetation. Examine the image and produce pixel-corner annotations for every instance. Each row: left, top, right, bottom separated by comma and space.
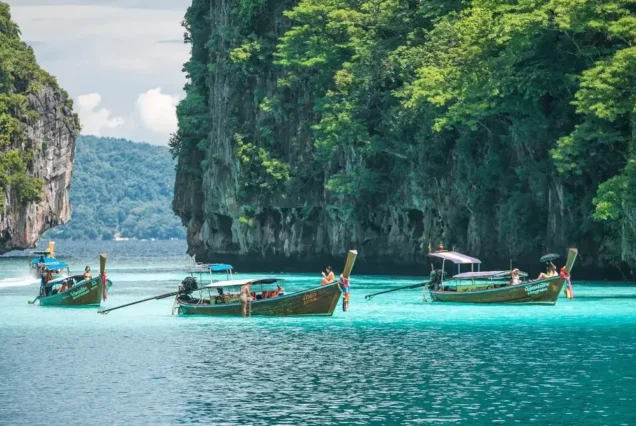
0, 3, 74, 208
171, 0, 636, 271
46, 136, 186, 240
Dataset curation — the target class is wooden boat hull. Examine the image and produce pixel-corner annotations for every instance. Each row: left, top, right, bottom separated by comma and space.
430, 276, 566, 305
39, 278, 113, 307
177, 282, 342, 316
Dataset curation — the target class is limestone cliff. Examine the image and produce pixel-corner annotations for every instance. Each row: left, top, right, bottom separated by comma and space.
172, 0, 464, 273
172, 0, 633, 278
0, 3, 78, 254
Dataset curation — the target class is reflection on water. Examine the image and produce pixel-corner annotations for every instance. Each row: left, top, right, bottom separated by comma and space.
1, 240, 636, 424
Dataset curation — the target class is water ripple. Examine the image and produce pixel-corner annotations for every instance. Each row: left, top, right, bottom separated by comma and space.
2, 242, 636, 424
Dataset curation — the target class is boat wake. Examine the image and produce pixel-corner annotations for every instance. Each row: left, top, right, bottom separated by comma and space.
0, 276, 40, 289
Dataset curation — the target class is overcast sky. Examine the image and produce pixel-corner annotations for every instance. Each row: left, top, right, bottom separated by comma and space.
8, 0, 192, 145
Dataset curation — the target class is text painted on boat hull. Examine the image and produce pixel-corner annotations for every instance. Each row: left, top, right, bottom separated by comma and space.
524, 282, 549, 296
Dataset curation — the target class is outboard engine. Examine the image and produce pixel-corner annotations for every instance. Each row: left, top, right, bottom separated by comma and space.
179, 276, 198, 294
429, 269, 446, 290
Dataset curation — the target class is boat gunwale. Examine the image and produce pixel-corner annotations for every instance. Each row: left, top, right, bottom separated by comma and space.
431, 276, 562, 297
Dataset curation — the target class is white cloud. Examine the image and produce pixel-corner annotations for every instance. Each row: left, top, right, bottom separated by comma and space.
76, 93, 124, 136
77, 93, 101, 110
10, 4, 189, 145
135, 88, 179, 135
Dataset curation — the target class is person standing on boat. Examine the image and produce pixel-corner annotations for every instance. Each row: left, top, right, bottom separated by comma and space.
321, 266, 335, 285
45, 270, 53, 285
39, 270, 47, 296
240, 282, 253, 317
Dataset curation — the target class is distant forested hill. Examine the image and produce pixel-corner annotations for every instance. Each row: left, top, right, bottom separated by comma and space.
45, 136, 185, 240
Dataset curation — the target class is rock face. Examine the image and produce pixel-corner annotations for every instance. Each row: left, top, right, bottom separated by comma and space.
172, 0, 628, 278
0, 86, 77, 254
172, 0, 462, 273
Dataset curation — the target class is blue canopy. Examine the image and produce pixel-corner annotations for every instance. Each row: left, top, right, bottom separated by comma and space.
209, 264, 233, 272
31, 257, 69, 270
186, 263, 234, 274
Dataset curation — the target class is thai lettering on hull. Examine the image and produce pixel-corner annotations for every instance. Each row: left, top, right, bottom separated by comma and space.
524, 282, 549, 296
69, 286, 90, 300
303, 292, 318, 305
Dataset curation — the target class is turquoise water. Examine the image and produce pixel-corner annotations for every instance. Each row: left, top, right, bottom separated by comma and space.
1, 241, 636, 424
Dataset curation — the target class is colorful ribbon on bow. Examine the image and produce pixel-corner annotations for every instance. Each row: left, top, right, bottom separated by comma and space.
564, 277, 574, 299
339, 275, 350, 312
101, 272, 108, 301
560, 268, 573, 300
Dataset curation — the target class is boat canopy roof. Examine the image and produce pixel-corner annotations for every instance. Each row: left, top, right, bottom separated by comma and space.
31, 258, 69, 270
427, 251, 481, 264
44, 275, 77, 287
186, 263, 233, 273
202, 278, 283, 289
209, 263, 233, 272
453, 270, 528, 280
30, 250, 51, 256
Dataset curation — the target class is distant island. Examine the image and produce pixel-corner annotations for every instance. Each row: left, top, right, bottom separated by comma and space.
45, 136, 185, 240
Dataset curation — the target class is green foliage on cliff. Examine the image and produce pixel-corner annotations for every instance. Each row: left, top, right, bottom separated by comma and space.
0, 2, 59, 207
173, 0, 636, 267
45, 136, 185, 240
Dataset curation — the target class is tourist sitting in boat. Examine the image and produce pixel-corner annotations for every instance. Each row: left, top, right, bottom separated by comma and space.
508, 269, 521, 286
536, 263, 557, 280
58, 279, 71, 293
276, 284, 285, 296
321, 266, 335, 285
83, 266, 92, 281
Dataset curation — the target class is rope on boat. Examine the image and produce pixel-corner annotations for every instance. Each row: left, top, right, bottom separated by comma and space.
97, 290, 181, 314
364, 280, 432, 300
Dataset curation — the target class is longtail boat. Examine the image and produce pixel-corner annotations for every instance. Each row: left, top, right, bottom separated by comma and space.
175, 277, 342, 316
426, 248, 577, 304
29, 254, 111, 307
30, 241, 69, 279
365, 248, 578, 305
98, 250, 358, 317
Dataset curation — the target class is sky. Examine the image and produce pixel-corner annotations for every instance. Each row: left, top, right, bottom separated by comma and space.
8, 0, 192, 145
